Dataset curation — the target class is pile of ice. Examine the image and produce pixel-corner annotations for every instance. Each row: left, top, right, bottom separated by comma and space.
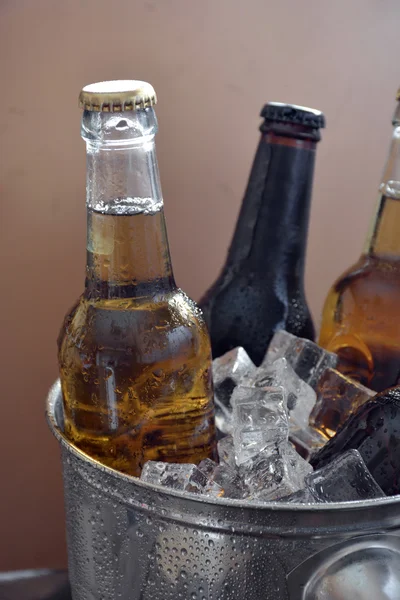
141, 331, 384, 504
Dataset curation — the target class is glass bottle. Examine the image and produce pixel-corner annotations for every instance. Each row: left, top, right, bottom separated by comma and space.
58, 81, 217, 476
319, 89, 400, 392
199, 103, 325, 365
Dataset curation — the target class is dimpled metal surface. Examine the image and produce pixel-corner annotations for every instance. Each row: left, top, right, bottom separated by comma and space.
47, 381, 400, 600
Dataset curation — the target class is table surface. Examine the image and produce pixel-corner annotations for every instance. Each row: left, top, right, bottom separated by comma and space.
0, 569, 71, 600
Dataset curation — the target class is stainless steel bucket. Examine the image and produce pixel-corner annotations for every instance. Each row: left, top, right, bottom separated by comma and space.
47, 380, 400, 600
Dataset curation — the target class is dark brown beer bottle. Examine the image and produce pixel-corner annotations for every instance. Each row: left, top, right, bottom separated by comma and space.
58, 81, 217, 476
310, 387, 400, 496
319, 88, 400, 392
199, 104, 325, 366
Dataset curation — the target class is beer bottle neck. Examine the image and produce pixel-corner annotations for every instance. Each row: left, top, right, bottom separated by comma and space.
365, 106, 400, 259
226, 127, 318, 279
82, 109, 175, 297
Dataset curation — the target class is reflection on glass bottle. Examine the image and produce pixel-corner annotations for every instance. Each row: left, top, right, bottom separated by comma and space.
319, 89, 400, 392
58, 81, 216, 476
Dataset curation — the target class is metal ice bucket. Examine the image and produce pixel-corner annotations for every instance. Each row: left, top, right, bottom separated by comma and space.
47, 381, 400, 600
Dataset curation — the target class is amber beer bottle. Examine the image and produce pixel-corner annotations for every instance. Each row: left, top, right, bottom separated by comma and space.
199, 104, 325, 366
319, 89, 400, 392
58, 81, 217, 476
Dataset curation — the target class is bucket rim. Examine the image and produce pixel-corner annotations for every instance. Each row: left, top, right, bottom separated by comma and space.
46, 379, 400, 514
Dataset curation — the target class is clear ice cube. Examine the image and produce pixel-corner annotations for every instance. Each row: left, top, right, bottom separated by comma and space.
310, 368, 375, 438
198, 458, 247, 499
212, 347, 256, 435
231, 385, 288, 465
213, 347, 256, 407
217, 434, 236, 470
305, 449, 384, 502
264, 330, 337, 389
245, 357, 317, 430
214, 398, 234, 437
265, 330, 296, 365
197, 457, 217, 478
241, 442, 313, 501
140, 461, 223, 496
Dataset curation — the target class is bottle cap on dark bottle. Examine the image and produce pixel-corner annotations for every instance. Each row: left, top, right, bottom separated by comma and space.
261, 102, 325, 129
260, 103, 325, 141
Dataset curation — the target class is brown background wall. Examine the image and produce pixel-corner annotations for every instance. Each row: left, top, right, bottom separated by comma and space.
1, 0, 400, 570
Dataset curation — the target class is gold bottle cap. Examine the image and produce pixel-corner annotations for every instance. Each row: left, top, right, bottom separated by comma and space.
79, 80, 157, 112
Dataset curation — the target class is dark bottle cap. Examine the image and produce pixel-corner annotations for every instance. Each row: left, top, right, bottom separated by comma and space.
261, 102, 325, 129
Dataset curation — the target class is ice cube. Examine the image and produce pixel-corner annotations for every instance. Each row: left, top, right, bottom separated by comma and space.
198, 458, 247, 499
289, 426, 328, 461
231, 385, 288, 465
213, 347, 256, 407
241, 442, 313, 501
213, 347, 256, 435
265, 330, 296, 365
288, 387, 317, 432
217, 435, 236, 470
214, 398, 234, 437
246, 357, 317, 428
305, 449, 384, 502
197, 457, 217, 478
140, 461, 223, 496
241, 452, 283, 500
309, 368, 375, 438
264, 330, 337, 389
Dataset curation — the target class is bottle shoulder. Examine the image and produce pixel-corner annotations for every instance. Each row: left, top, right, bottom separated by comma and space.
58, 288, 210, 357
326, 255, 400, 299
319, 254, 400, 363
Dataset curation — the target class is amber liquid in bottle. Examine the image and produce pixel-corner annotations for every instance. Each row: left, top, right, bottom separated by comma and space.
319, 99, 400, 393
58, 96, 216, 476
